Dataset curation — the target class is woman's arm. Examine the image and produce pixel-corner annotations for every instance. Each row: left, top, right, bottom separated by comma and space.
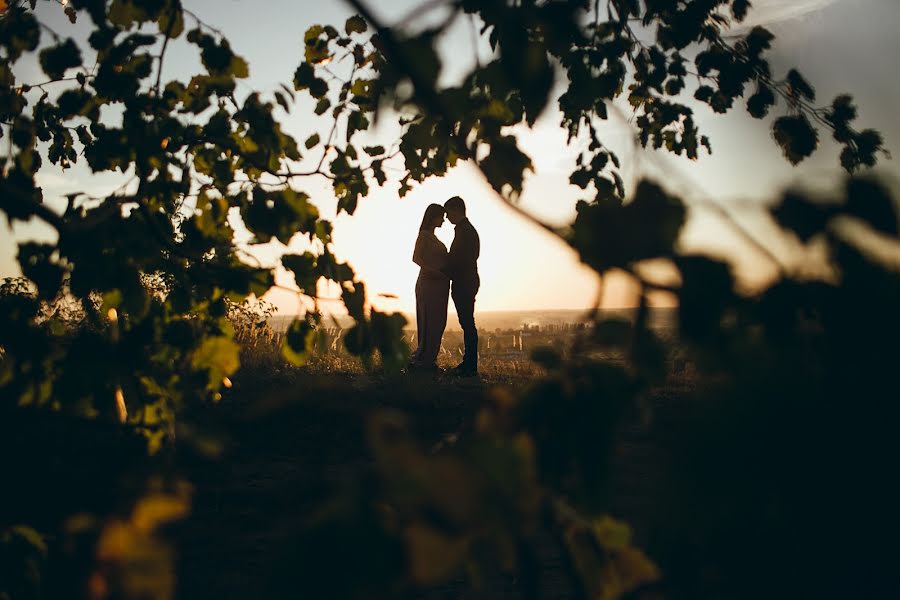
412, 234, 427, 268
413, 234, 448, 276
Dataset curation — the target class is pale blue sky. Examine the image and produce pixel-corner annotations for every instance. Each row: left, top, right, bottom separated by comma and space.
2, 0, 898, 312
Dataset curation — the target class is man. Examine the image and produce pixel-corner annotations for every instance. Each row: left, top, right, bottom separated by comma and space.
443, 196, 480, 376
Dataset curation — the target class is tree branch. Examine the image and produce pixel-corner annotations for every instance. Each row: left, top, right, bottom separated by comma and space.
154, 3, 180, 95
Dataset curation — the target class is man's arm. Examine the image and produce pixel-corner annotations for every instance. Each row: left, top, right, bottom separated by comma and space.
450, 226, 478, 272
443, 235, 460, 278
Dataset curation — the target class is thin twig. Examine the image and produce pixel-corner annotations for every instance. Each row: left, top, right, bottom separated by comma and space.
22, 76, 83, 90
182, 8, 227, 38
154, 4, 180, 95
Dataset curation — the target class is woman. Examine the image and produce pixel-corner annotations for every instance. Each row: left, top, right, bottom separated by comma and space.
409, 203, 450, 371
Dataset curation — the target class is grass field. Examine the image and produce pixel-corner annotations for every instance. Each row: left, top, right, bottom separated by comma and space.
2, 306, 713, 599
168, 323, 698, 598
12, 313, 871, 599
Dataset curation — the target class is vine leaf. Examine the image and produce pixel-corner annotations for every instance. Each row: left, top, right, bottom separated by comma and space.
191, 336, 240, 390
39, 38, 82, 80
773, 115, 818, 165
787, 68, 816, 102
676, 255, 735, 343
480, 136, 533, 201
282, 318, 316, 366
571, 180, 686, 272
345, 15, 367, 35
282, 252, 319, 293
771, 192, 835, 242
845, 178, 899, 236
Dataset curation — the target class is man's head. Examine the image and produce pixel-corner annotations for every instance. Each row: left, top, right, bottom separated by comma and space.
444, 196, 466, 224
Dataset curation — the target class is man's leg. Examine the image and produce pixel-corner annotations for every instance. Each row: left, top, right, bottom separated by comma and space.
452, 288, 478, 372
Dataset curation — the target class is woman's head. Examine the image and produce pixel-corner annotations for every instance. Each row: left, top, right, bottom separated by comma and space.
420, 203, 446, 231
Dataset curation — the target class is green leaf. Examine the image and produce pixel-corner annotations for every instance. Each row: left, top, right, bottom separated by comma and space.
345, 15, 367, 35
39, 38, 82, 80
370, 310, 409, 373
787, 68, 815, 102
293, 62, 315, 90
282, 318, 316, 366
315, 250, 354, 283
350, 77, 373, 104
158, 7, 185, 38
346, 110, 370, 141
282, 252, 319, 292
593, 318, 633, 347
845, 178, 899, 237
107, 0, 142, 29
241, 187, 320, 244
10, 525, 47, 556
745, 26, 775, 55
18, 242, 65, 301
0, 8, 40, 61
196, 34, 249, 78
397, 34, 441, 88
531, 346, 562, 369
773, 115, 818, 165
343, 322, 371, 356
825, 95, 856, 147
191, 336, 240, 390
230, 54, 249, 78
342, 281, 366, 321
304, 24, 324, 41
731, 0, 751, 22
746, 84, 775, 119
570, 169, 592, 189
108, 0, 167, 29
570, 180, 685, 272
274, 90, 291, 112
314, 98, 331, 115
676, 255, 735, 343
560, 513, 660, 600
840, 146, 859, 172
771, 191, 834, 243
304, 25, 331, 64
480, 136, 533, 201
694, 85, 714, 103
853, 129, 884, 168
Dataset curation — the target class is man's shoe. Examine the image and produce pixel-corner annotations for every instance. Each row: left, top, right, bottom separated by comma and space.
407, 362, 439, 375
448, 363, 478, 377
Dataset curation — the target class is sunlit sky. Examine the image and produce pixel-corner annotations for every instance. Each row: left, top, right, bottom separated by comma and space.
2, 0, 898, 314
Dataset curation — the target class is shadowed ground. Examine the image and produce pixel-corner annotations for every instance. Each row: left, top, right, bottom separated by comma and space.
172, 370, 690, 599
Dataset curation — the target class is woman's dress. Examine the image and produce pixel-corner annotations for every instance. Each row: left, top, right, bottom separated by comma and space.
411, 231, 450, 367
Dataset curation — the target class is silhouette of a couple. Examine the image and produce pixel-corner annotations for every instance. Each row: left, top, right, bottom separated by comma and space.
408, 196, 479, 376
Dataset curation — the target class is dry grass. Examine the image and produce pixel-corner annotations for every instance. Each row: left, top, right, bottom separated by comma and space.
232, 323, 547, 384
232, 318, 697, 389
